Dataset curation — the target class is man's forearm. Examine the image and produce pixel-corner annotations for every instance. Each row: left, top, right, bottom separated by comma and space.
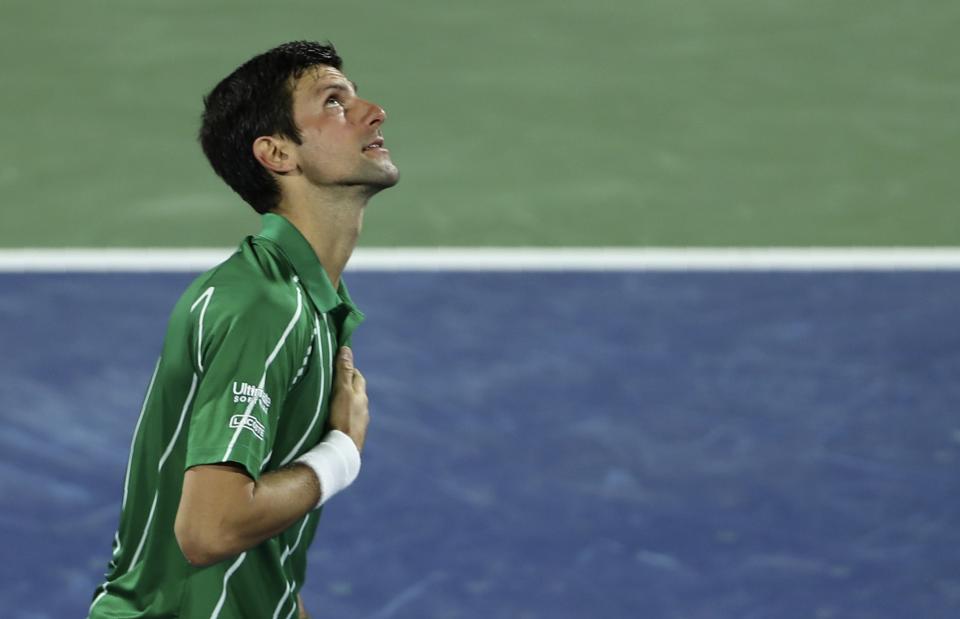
175, 462, 320, 567
227, 463, 322, 547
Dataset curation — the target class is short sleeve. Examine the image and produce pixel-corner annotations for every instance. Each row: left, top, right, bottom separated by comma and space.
185, 289, 308, 479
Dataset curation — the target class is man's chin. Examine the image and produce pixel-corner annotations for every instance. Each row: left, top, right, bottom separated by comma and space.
371, 162, 400, 189
341, 158, 400, 192
346, 168, 399, 196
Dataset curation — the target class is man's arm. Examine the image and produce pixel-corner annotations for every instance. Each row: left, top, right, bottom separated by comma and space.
175, 461, 318, 567
175, 347, 369, 567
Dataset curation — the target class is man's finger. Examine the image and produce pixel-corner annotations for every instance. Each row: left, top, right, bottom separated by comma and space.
352, 367, 366, 393
336, 347, 354, 384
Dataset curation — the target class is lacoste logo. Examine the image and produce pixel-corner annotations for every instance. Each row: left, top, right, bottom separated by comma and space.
232, 382, 272, 414
229, 414, 265, 441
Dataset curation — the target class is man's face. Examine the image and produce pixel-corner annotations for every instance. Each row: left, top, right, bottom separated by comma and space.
288, 65, 399, 192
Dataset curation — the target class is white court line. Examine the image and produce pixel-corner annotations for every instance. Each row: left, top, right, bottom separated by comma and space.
1, 248, 960, 271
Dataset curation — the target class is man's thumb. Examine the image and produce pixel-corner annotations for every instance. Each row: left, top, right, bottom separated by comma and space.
338, 346, 354, 371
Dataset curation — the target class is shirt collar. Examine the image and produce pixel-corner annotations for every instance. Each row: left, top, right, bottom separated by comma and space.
256, 212, 363, 319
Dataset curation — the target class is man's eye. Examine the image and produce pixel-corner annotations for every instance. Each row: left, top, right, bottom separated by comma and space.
325, 96, 343, 108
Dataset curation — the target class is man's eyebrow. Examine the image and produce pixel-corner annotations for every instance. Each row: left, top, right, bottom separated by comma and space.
316, 80, 359, 95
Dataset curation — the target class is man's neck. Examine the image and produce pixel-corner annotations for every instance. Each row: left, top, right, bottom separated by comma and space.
273, 189, 367, 289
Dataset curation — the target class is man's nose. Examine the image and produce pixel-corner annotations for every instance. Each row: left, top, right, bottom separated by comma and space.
365, 100, 387, 127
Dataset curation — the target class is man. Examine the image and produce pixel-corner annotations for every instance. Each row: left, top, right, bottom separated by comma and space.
88, 40, 399, 618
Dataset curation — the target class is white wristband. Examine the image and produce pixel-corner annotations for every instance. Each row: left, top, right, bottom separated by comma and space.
294, 430, 362, 509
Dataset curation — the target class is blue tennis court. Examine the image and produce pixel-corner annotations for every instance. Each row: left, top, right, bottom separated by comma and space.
2, 271, 958, 618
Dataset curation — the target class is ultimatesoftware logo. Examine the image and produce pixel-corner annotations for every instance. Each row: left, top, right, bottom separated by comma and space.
232, 381, 272, 414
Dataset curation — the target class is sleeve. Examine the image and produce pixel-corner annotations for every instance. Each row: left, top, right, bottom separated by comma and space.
184, 291, 307, 479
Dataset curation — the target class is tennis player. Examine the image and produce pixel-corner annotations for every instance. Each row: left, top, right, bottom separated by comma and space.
88, 40, 399, 618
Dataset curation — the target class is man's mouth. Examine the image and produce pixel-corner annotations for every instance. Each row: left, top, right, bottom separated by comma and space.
362, 137, 386, 152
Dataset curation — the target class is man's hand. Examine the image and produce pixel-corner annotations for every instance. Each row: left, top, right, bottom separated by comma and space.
297, 593, 309, 618
328, 346, 369, 452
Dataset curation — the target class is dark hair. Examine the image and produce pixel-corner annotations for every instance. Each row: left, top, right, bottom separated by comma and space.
199, 41, 343, 213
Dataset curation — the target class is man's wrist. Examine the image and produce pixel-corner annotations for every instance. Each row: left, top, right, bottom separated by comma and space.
294, 430, 361, 509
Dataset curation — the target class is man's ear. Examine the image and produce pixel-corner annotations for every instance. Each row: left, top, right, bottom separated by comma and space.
252, 136, 298, 175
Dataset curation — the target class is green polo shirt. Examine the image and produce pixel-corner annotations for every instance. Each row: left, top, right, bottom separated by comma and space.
89, 213, 364, 619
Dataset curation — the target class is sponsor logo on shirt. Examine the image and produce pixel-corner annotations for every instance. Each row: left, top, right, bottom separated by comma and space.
232, 381, 272, 414
229, 414, 266, 441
